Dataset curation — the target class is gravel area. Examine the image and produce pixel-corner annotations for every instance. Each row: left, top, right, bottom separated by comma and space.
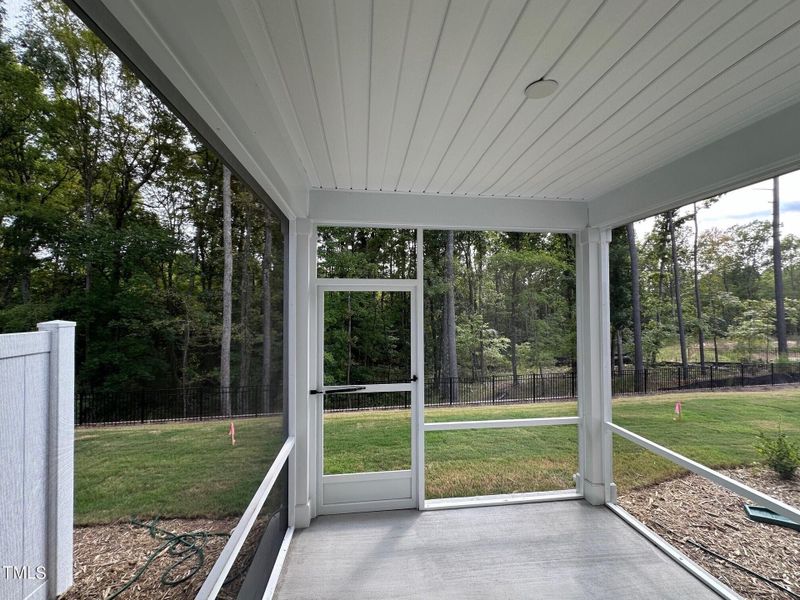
61, 517, 237, 600
619, 467, 800, 600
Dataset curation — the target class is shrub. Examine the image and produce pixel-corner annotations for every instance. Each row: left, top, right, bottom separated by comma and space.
756, 427, 800, 480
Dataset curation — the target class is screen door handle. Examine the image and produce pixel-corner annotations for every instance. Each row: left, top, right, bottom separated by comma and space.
309, 386, 367, 395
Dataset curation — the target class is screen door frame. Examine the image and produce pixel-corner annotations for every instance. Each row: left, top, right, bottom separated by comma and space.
314, 279, 422, 515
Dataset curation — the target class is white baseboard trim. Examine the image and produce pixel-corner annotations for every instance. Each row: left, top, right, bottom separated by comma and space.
606, 503, 742, 600
262, 525, 295, 600
424, 489, 581, 511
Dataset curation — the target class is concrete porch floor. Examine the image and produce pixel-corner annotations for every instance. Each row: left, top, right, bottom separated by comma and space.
274, 500, 721, 600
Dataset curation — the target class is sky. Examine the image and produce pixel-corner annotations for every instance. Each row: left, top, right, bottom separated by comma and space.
634, 170, 800, 241
5, 0, 800, 241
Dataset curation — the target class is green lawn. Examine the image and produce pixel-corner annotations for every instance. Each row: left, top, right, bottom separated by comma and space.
74, 417, 283, 525
75, 389, 800, 523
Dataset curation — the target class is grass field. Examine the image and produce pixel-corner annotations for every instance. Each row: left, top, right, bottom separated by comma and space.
75, 389, 800, 523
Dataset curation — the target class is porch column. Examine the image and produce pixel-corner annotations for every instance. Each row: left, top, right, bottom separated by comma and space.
576, 227, 614, 505
292, 218, 313, 527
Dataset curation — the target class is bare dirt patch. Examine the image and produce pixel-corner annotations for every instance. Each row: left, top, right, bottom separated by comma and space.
61, 517, 238, 600
619, 467, 800, 600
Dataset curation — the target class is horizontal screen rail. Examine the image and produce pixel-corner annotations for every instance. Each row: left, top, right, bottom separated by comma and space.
607, 422, 800, 524
425, 416, 579, 431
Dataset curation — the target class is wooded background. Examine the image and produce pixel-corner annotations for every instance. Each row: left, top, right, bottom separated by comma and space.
3, 1, 800, 396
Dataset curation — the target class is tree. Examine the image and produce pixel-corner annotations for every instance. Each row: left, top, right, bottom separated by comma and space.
773, 176, 788, 358
220, 165, 232, 414
692, 202, 706, 371
625, 223, 644, 387
261, 206, 272, 412
609, 228, 631, 375
237, 192, 253, 407
443, 230, 458, 401
668, 209, 688, 377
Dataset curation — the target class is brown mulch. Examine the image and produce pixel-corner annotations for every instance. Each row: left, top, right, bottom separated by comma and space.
618, 467, 800, 600
60, 517, 238, 600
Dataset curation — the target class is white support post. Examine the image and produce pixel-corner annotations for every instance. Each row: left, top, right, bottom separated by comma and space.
575, 229, 613, 506
292, 219, 313, 528
38, 320, 75, 597
415, 228, 425, 509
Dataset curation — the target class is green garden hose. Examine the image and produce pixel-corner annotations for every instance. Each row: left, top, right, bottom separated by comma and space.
107, 517, 231, 599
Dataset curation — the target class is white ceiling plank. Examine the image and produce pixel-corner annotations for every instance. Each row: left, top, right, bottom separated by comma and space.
439, 0, 601, 195
475, 0, 678, 198
545, 9, 800, 198
309, 189, 588, 232
296, 0, 351, 188
223, 0, 321, 188
379, 0, 450, 191
409, 0, 528, 193
395, 0, 492, 192
566, 56, 800, 200
493, 0, 719, 197
75, 0, 800, 222
453, 0, 644, 196
588, 98, 800, 229
576, 81, 800, 202
367, 0, 413, 190
333, 0, 371, 190
260, 0, 336, 189
423, 0, 569, 193
529, 0, 800, 198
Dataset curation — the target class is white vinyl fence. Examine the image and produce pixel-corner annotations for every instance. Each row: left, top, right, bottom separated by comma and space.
0, 321, 75, 600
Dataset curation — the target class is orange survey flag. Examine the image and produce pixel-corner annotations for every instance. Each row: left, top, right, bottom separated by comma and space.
229, 420, 236, 445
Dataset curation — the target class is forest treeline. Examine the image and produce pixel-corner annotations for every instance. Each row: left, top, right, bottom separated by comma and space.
3, 1, 799, 394
0, 1, 284, 395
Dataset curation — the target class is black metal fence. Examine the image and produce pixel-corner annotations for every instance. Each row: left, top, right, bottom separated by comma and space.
75, 385, 283, 425
76, 362, 800, 424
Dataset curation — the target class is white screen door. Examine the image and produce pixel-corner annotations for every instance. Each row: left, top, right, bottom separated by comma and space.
316, 283, 419, 514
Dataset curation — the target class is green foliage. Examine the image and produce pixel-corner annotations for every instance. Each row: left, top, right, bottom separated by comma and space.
756, 427, 800, 480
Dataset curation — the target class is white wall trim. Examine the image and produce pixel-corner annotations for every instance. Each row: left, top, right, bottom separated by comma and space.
309, 189, 588, 232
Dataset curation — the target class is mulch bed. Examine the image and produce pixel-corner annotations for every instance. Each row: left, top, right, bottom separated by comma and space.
61, 517, 238, 600
618, 467, 800, 600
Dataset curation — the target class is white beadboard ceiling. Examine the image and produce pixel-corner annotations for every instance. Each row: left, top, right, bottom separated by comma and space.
76, 0, 800, 220
251, 0, 800, 200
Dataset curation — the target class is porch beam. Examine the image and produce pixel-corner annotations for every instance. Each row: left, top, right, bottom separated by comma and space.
589, 99, 800, 229
309, 189, 588, 233
292, 219, 314, 528
575, 228, 613, 506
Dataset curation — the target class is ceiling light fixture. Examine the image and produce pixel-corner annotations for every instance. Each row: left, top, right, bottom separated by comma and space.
524, 79, 558, 99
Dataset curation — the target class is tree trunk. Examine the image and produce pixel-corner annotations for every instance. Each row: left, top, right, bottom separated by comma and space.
616, 328, 624, 375
445, 231, 459, 402
182, 317, 190, 418
669, 210, 688, 378
238, 203, 253, 409
625, 223, 644, 390
347, 292, 353, 384
261, 209, 272, 413
510, 267, 519, 385
774, 176, 788, 358
692, 204, 706, 371
220, 165, 233, 416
